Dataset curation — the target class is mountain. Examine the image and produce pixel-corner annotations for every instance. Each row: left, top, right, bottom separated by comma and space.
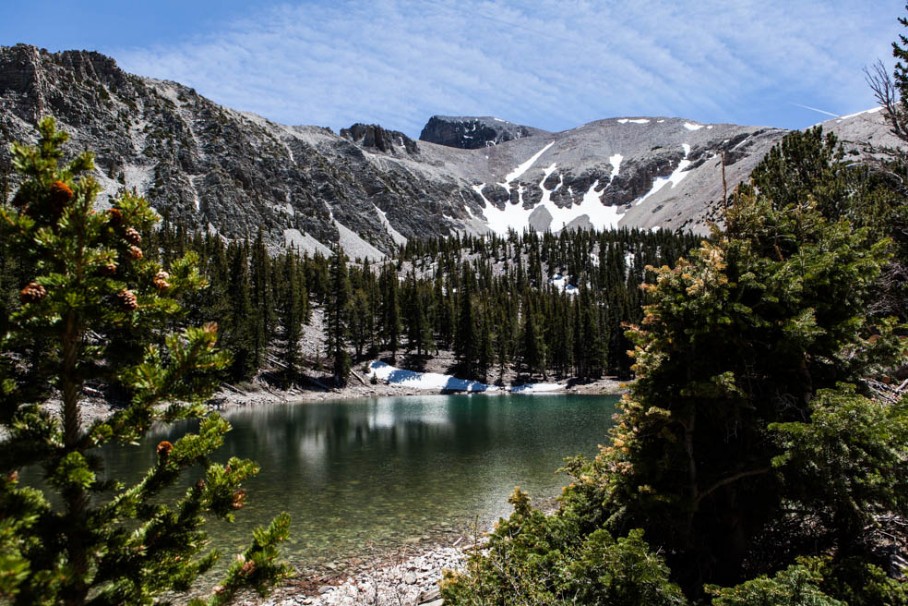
419, 115, 548, 149
0, 45, 899, 259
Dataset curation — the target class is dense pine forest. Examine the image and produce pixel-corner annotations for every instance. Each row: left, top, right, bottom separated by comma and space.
63, 221, 700, 389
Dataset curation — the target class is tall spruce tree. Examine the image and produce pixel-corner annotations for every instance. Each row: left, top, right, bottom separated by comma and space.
0, 119, 289, 605
325, 244, 351, 385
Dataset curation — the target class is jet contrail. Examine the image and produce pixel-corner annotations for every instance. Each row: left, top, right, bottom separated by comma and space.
791, 103, 840, 118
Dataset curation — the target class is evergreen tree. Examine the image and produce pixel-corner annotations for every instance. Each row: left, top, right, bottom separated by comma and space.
378, 262, 401, 363
224, 243, 258, 381
519, 297, 546, 380
0, 119, 289, 605
441, 124, 907, 605
278, 251, 307, 384
325, 244, 351, 385
453, 265, 478, 378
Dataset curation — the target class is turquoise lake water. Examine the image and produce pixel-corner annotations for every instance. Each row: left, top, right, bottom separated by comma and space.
100, 393, 618, 566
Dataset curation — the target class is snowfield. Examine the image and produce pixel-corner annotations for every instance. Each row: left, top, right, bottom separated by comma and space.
368, 361, 565, 394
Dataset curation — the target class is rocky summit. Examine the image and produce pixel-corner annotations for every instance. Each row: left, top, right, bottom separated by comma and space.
0, 44, 899, 259
419, 115, 548, 149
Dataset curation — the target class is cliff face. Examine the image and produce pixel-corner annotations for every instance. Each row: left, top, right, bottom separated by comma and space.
0, 45, 481, 258
0, 45, 897, 259
419, 115, 547, 149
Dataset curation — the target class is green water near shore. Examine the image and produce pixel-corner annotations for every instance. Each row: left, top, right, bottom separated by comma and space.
101, 393, 618, 566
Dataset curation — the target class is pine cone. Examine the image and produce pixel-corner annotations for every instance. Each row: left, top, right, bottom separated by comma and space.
156, 440, 173, 459
107, 208, 123, 228
116, 289, 138, 311
240, 559, 256, 576
128, 245, 143, 260
19, 281, 47, 303
99, 261, 118, 277
123, 227, 142, 246
152, 270, 170, 290
49, 180, 73, 213
231, 489, 247, 510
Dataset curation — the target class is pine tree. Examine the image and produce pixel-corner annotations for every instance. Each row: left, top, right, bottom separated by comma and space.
378, 262, 401, 363
602, 131, 904, 595
0, 119, 289, 605
325, 244, 351, 385
278, 251, 307, 384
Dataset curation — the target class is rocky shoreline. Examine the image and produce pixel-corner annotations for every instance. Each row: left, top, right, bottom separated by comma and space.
253, 543, 467, 606
46, 375, 624, 605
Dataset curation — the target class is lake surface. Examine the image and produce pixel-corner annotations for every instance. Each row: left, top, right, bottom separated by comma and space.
101, 393, 618, 566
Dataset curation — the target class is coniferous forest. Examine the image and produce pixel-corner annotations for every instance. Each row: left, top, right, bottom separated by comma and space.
1, 9, 908, 606
128, 221, 702, 387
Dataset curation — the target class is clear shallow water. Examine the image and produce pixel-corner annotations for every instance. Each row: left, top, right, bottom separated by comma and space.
100, 394, 618, 566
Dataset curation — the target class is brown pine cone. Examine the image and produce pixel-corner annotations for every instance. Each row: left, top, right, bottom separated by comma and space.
116, 289, 138, 311
99, 261, 118, 277
19, 281, 47, 303
231, 489, 247, 510
156, 440, 173, 459
107, 208, 123, 228
240, 560, 256, 576
152, 270, 171, 290
128, 245, 143, 260
49, 180, 73, 212
123, 227, 142, 246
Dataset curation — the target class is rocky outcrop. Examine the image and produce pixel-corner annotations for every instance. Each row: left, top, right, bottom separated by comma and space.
1, 45, 898, 257
419, 115, 547, 149
340, 123, 419, 155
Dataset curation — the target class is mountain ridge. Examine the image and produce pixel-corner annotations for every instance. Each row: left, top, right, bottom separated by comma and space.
0, 44, 899, 259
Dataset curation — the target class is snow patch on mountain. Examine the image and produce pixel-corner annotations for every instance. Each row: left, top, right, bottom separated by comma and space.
502, 142, 555, 185
835, 106, 883, 122
617, 118, 651, 124
374, 204, 408, 246
609, 154, 624, 180
637, 143, 693, 205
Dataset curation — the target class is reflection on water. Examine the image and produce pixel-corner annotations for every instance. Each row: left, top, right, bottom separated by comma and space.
101, 394, 617, 565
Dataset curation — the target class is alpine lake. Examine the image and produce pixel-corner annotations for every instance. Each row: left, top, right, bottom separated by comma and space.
100, 393, 619, 569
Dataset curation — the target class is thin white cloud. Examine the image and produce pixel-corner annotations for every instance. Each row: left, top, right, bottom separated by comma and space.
114, 0, 905, 135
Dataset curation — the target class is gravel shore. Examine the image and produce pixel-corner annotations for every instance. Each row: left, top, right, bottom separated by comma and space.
37, 375, 624, 605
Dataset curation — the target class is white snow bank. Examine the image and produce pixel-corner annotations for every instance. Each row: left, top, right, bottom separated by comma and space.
636, 143, 692, 205
503, 142, 555, 184
510, 383, 562, 393
369, 361, 490, 392
617, 118, 650, 124
836, 106, 883, 122
368, 361, 565, 394
683, 122, 704, 131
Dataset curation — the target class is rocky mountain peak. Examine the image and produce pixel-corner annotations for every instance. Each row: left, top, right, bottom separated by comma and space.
419, 115, 548, 149
0, 45, 899, 261
340, 123, 419, 155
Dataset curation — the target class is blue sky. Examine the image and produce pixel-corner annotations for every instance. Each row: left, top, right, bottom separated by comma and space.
0, 1, 903, 137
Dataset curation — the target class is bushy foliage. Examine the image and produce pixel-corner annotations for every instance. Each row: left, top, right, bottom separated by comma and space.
0, 119, 289, 605
440, 488, 684, 605
442, 119, 907, 604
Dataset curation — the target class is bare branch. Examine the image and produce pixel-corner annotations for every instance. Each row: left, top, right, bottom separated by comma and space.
865, 60, 908, 142
696, 467, 771, 507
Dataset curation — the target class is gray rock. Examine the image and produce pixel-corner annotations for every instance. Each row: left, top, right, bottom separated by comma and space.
1, 45, 900, 260
419, 115, 548, 149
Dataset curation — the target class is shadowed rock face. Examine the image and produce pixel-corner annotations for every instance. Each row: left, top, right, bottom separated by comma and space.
340, 123, 419, 155
0, 45, 897, 258
419, 115, 547, 149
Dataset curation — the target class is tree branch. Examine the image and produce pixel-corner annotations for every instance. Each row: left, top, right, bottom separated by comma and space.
696, 467, 771, 507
